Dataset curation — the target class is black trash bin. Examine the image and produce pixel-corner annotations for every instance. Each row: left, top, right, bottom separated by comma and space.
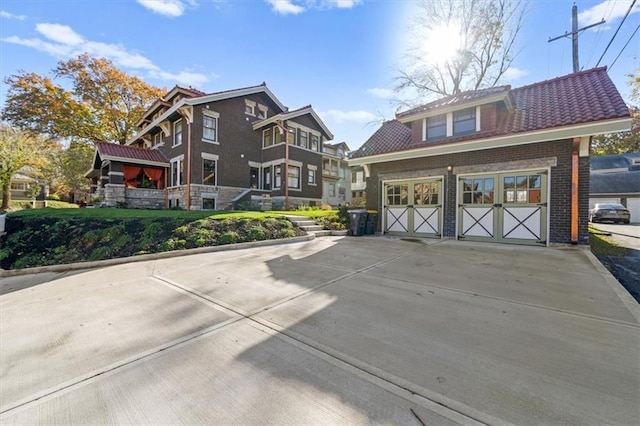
365, 212, 378, 235
349, 209, 368, 236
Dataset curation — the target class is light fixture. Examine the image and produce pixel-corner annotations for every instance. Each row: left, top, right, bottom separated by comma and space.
447, 165, 453, 172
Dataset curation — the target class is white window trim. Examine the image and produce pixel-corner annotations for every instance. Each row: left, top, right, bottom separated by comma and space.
202, 157, 217, 186
288, 165, 301, 191
201, 152, 219, 161
262, 128, 273, 148
308, 168, 317, 186
170, 155, 184, 187
245, 99, 256, 116
475, 105, 481, 131
202, 197, 216, 210
257, 104, 268, 119
173, 119, 183, 147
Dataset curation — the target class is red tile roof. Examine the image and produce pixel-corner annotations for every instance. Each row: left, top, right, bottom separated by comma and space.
352, 67, 630, 159
96, 142, 169, 165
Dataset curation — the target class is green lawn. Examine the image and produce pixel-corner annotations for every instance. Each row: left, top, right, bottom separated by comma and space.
588, 225, 628, 257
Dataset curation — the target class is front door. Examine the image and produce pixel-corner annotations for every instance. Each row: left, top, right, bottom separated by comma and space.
384, 178, 442, 238
458, 171, 548, 245
250, 167, 259, 188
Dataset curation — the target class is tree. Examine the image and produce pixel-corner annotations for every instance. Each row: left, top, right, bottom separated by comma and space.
2, 54, 165, 144
0, 126, 54, 210
47, 141, 95, 200
395, 0, 526, 104
591, 68, 640, 155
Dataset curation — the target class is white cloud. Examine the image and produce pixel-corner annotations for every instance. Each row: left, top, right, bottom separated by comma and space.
366, 87, 395, 99
36, 23, 84, 45
0, 10, 26, 20
2, 23, 210, 87
267, 0, 305, 15
501, 67, 528, 82
265, 0, 362, 15
578, 0, 640, 26
320, 109, 377, 124
136, 0, 188, 17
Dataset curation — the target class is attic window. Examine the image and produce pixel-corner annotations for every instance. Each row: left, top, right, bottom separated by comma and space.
453, 107, 476, 135
245, 99, 256, 116
426, 114, 446, 140
257, 104, 268, 119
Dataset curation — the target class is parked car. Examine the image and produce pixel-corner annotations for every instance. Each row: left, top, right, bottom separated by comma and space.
589, 203, 631, 224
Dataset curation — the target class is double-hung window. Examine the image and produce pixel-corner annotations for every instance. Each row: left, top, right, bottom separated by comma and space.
299, 130, 308, 148
287, 127, 296, 145
274, 165, 282, 188
288, 166, 300, 189
173, 120, 182, 147
308, 168, 316, 185
170, 156, 184, 187
426, 114, 446, 140
203, 159, 216, 185
203, 115, 217, 142
310, 134, 319, 151
453, 107, 476, 135
263, 128, 273, 148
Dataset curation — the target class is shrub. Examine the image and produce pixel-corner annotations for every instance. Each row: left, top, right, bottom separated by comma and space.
218, 231, 239, 245
247, 226, 268, 241
279, 228, 297, 238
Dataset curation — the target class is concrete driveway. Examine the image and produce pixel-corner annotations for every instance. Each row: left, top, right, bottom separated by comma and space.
1, 237, 639, 425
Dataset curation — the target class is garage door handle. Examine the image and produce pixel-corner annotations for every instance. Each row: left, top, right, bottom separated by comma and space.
493, 203, 503, 207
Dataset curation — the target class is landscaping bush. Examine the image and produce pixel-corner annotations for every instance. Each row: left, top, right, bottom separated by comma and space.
0, 215, 304, 270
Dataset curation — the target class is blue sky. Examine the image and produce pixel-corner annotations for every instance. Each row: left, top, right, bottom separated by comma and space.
0, 0, 638, 150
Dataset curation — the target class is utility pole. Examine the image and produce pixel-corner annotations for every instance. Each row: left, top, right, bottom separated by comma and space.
548, 3, 605, 72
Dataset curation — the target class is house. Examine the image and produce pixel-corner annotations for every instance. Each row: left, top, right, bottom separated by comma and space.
590, 153, 640, 223
86, 83, 334, 210
349, 67, 631, 246
2, 171, 47, 206
350, 165, 367, 206
322, 142, 351, 206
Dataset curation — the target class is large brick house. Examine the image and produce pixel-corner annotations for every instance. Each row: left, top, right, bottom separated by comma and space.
349, 67, 631, 246
87, 83, 333, 210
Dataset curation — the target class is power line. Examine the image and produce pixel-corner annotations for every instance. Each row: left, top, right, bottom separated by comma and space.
609, 23, 640, 72
585, 0, 617, 69
595, 0, 637, 67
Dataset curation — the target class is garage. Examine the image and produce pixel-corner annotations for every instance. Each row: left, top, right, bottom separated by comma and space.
383, 178, 443, 238
458, 170, 548, 245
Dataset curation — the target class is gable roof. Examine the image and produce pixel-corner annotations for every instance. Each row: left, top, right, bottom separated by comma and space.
252, 105, 334, 140
351, 67, 631, 161
95, 142, 169, 167
591, 152, 640, 172
128, 83, 287, 145
590, 170, 640, 195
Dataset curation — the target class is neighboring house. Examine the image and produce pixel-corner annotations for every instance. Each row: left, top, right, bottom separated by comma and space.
322, 142, 351, 206
350, 165, 367, 206
86, 83, 334, 210
349, 67, 631, 246
590, 153, 640, 223
3, 172, 47, 204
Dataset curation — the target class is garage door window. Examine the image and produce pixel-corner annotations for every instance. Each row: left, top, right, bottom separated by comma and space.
387, 184, 408, 205
414, 182, 439, 205
503, 174, 542, 204
462, 178, 494, 204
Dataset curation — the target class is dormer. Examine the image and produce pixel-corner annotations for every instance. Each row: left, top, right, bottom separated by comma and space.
396, 86, 513, 144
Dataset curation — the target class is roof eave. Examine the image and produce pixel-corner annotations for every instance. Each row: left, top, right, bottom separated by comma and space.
349, 117, 632, 166
100, 155, 169, 168
396, 92, 511, 123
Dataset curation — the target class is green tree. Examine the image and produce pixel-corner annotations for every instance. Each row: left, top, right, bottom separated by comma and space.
395, 0, 526, 103
591, 69, 640, 156
2, 54, 165, 144
0, 126, 54, 210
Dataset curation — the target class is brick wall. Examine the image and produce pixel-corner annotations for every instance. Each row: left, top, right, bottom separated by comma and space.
364, 139, 589, 244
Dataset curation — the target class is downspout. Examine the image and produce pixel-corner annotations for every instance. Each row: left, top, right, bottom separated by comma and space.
186, 121, 192, 210
285, 124, 289, 211
570, 137, 580, 244
164, 167, 168, 208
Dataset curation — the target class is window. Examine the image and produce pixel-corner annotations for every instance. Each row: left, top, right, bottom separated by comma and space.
245, 99, 256, 116
263, 167, 271, 190
310, 134, 319, 151
288, 166, 300, 189
202, 198, 216, 210
462, 177, 494, 204
173, 120, 182, 146
503, 174, 541, 204
263, 128, 273, 148
170, 157, 184, 186
308, 169, 316, 185
453, 107, 476, 135
257, 105, 268, 119
203, 115, 217, 142
299, 130, 308, 148
274, 165, 282, 188
203, 159, 216, 185
339, 166, 346, 179
153, 131, 163, 147
414, 182, 439, 205
426, 114, 446, 140
329, 183, 336, 197
10, 182, 27, 191
287, 127, 296, 145
386, 184, 408, 206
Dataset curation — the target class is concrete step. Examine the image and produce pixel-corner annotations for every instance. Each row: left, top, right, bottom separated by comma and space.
294, 220, 318, 227
309, 230, 332, 237
299, 225, 324, 232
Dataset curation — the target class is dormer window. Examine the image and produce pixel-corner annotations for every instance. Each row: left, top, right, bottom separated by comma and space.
427, 114, 446, 140
453, 107, 476, 135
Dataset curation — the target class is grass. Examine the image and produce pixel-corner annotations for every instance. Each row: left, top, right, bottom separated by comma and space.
8, 208, 286, 220
588, 225, 629, 257
271, 210, 339, 218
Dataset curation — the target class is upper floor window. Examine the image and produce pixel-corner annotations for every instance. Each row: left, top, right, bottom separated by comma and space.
245, 99, 256, 116
263, 128, 273, 148
288, 166, 300, 189
453, 107, 476, 135
153, 131, 163, 147
203, 115, 217, 142
257, 105, 268, 120
299, 130, 308, 148
427, 114, 446, 140
310, 134, 319, 151
173, 120, 182, 147
287, 127, 296, 145
308, 168, 316, 185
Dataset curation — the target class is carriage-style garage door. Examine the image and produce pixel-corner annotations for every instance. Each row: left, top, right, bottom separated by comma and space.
458, 171, 548, 246
384, 178, 442, 238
